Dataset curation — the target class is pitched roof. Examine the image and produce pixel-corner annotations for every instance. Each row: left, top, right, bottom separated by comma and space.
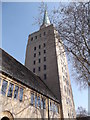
0, 48, 59, 103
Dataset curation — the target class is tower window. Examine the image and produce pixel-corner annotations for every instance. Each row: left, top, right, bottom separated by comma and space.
44, 57, 46, 61
40, 34, 41, 37
44, 32, 46, 36
43, 98, 46, 109
33, 68, 35, 73
7, 83, 14, 97
39, 45, 41, 49
33, 60, 36, 65
35, 36, 37, 39
34, 53, 36, 57
44, 74, 47, 80
39, 52, 41, 55
44, 50, 46, 54
34, 47, 36, 50
1, 80, 8, 96
31, 37, 33, 41
38, 67, 41, 72
44, 65, 46, 70
43, 43, 46, 47
39, 59, 41, 63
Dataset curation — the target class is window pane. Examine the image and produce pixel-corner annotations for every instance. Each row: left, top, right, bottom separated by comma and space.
41, 98, 43, 109
31, 93, 34, 105
1, 80, 8, 96
14, 85, 19, 99
43, 99, 46, 109
19, 88, 23, 101
50, 101, 52, 111
35, 95, 37, 107
0, 78, 1, 85
7, 83, 14, 97
38, 96, 40, 108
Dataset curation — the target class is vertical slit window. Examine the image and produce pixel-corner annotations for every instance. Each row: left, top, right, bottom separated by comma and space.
43, 98, 46, 109
1, 80, 8, 96
35, 95, 37, 108
14, 85, 19, 99
31, 93, 34, 105
19, 88, 23, 102
38, 96, 40, 108
7, 83, 14, 97
41, 98, 43, 109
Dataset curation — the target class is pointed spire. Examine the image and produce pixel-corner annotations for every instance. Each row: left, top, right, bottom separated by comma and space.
40, 4, 51, 29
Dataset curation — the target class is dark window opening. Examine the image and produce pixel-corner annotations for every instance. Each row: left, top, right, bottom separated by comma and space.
7, 83, 14, 97
35, 36, 37, 39
44, 57, 46, 61
44, 74, 47, 80
34, 53, 36, 57
44, 65, 46, 70
19, 88, 23, 101
34, 47, 36, 50
39, 59, 41, 63
14, 85, 19, 99
38, 67, 41, 72
39, 45, 41, 49
31, 37, 33, 41
1, 80, 8, 96
33, 68, 35, 73
1, 117, 10, 120
44, 50, 46, 54
39, 52, 41, 55
33, 60, 36, 65
44, 43, 46, 47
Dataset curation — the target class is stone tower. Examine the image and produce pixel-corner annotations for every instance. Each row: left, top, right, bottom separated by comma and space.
25, 9, 76, 118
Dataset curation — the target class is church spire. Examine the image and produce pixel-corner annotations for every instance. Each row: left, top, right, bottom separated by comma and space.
40, 5, 51, 29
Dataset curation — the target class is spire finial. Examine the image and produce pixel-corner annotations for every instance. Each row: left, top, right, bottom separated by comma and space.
40, 4, 51, 29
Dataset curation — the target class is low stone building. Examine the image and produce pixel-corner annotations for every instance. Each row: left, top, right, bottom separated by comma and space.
0, 48, 61, 119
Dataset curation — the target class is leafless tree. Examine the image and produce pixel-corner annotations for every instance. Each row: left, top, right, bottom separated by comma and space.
76, 106, 88, 117
35, 2, 90, 88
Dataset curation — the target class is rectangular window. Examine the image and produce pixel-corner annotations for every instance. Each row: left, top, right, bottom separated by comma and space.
40, 34, 41, 37
31, 93, 34, 105
38, 67, 41, 72
43, 98, 46, 109
1, 80, 8, 96
33, 68, 35, 73
43, 43, 46, 47
0, 78, 1, 85
7, 83, 14, 97
39, 45, 41, 49
34, 53, 36, 57
44, 32, 46, 36
50, 101, 52, 111
35, 36, 37, 39
35, 95, 37, 108
33, 60, 36, 65
14, 85, 19, 99
44, 57, 46, 61
19, 88, 23, 101
39, 59, 41, 63
44, 50, 46, 54
31, 37, 33, 41
44, 74, 47, 80
44, 65, 46, 70
39, 52, 41, 55
38, 96, 40, 108
41, 98, 43, 109
34, 47, 36, 50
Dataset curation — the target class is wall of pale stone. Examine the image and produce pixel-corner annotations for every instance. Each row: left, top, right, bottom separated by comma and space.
0, 73, 61, 119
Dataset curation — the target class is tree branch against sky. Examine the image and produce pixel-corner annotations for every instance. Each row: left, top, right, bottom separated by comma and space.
35, 2, 90, 89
